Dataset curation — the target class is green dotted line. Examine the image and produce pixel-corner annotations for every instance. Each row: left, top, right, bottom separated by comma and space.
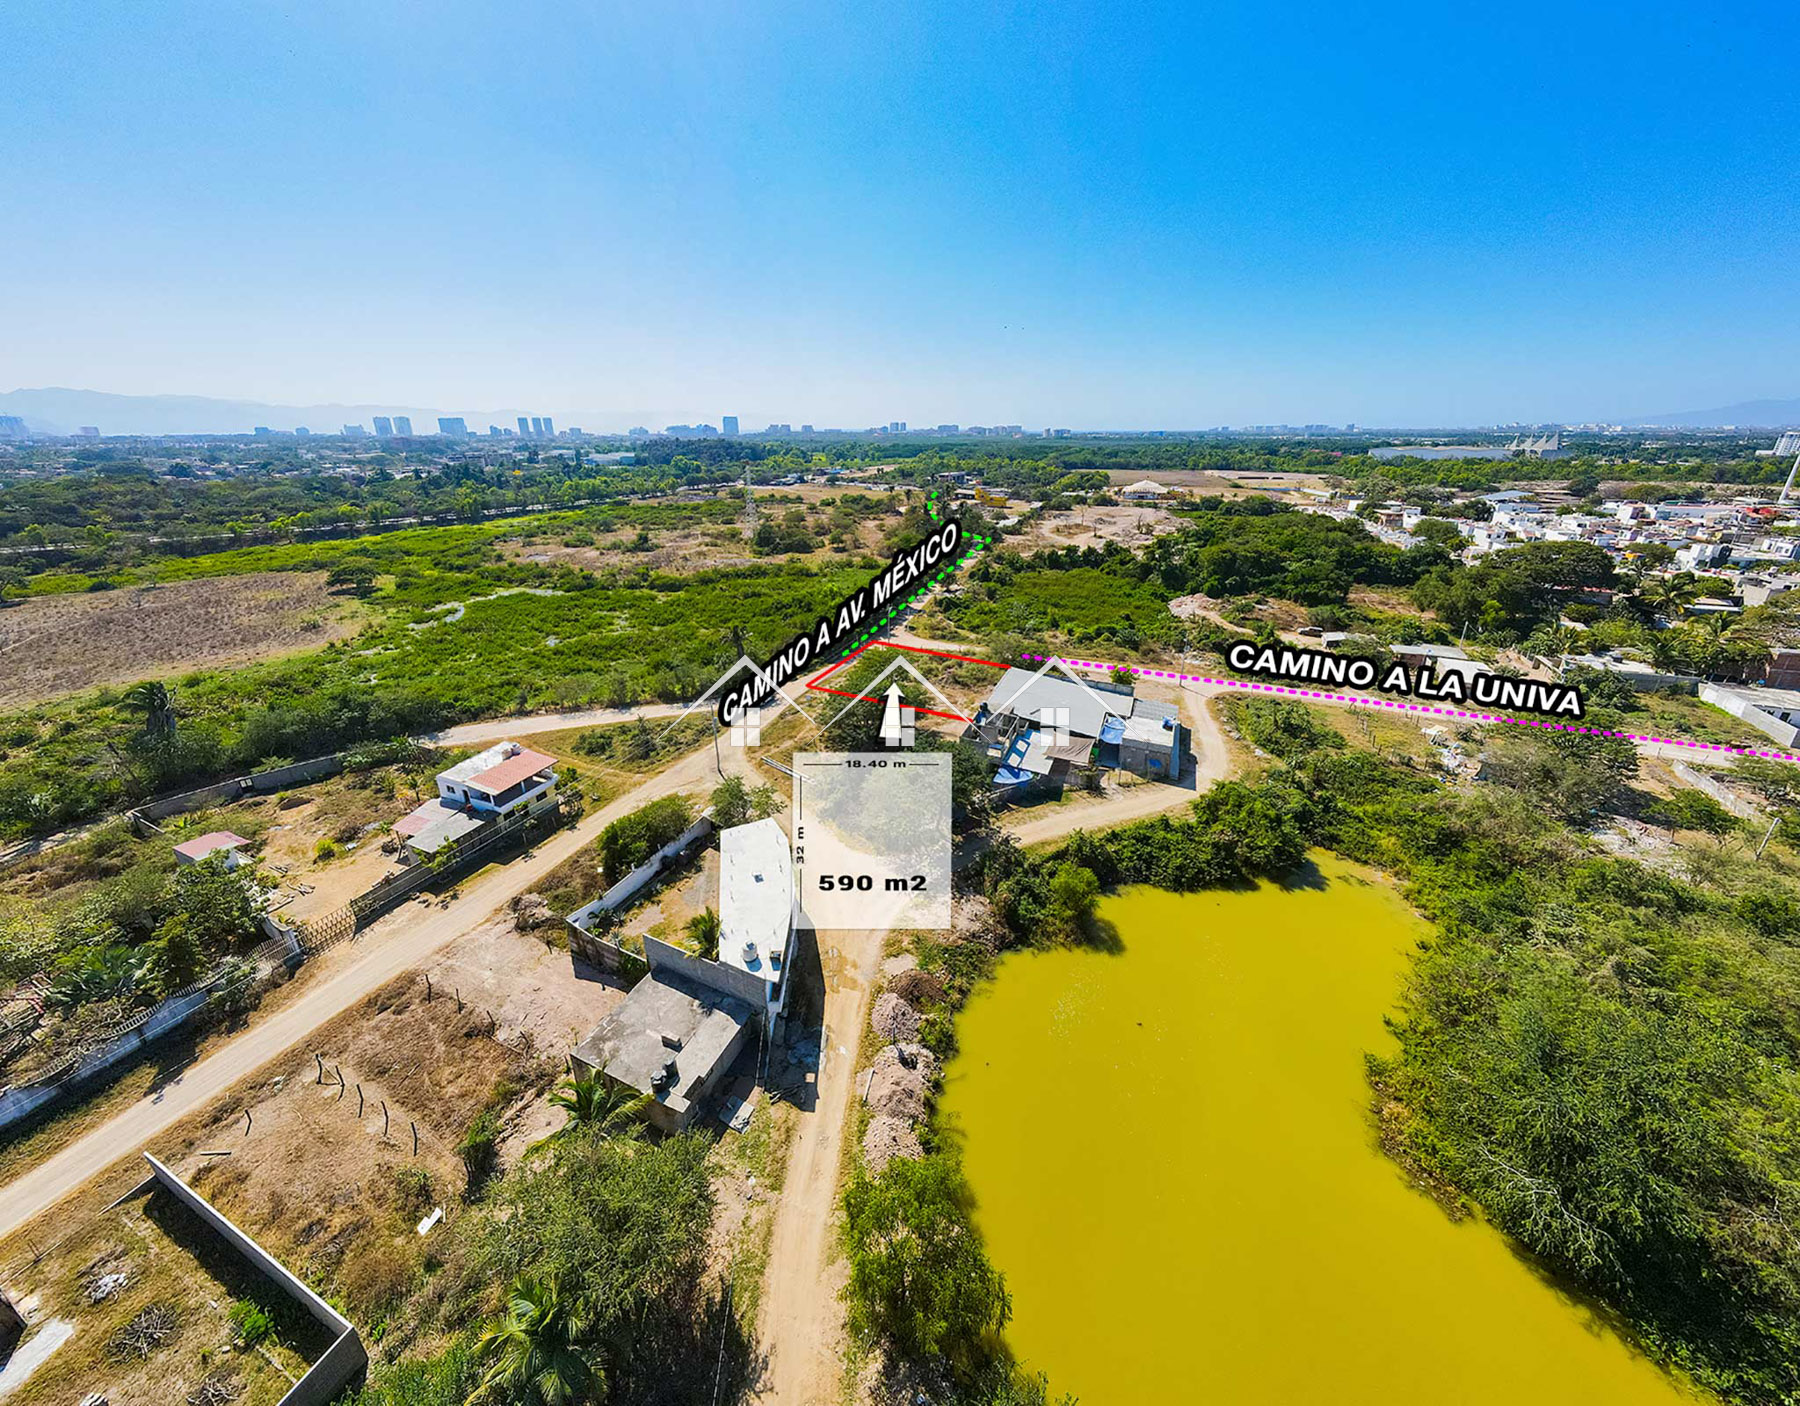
925, 489, 941, 522
844, 527, 990, 650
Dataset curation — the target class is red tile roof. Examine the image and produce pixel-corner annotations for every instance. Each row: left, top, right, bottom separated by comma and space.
466, 747, 556, 796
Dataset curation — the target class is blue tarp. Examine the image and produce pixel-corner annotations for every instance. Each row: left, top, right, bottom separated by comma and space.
1099, 717, 1126, 745
994, 727, 1039, 787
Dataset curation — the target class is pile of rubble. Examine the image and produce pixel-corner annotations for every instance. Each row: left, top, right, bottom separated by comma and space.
860, 1041, 937, 1172
509, 893, 557, 933
870, 992, 921, 1043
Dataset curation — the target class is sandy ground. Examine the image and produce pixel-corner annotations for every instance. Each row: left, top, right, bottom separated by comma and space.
0, 572, 361, 710
1010, 503, 1182, 553
427, 915, 626, 1057
749, 926, 882, 1406
0, 729, 763, 1239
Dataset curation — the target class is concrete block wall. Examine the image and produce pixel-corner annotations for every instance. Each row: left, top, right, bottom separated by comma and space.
143, 1155, 367, 1406
643, 935, 770, 1010
1698, 683, 1800, 747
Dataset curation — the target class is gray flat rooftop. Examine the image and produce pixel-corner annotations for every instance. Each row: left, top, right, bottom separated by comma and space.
1122, 712, 1178, 745
573, 973, 752, 1122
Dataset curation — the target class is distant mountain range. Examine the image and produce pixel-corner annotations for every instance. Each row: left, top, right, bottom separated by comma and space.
8, 385, 1800, 437
0, 388, 661, 437
1623, 398, 1800, 429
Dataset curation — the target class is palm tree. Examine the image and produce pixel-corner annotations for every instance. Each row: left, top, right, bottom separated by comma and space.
547, 1075, 651, 1141
1636, 573, 1702, 622
684, 906, 722, 960
468, 1272, 602, 1406
121, 681, 178, 742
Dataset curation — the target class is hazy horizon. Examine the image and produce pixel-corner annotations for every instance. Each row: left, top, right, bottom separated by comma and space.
5, 1, 1798, 427
10, 384, 1800, 437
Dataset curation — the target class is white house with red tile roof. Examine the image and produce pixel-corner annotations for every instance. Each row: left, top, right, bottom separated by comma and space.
435, 741, 558, 816
391, 742, 559, 864
173, 831, 253, 869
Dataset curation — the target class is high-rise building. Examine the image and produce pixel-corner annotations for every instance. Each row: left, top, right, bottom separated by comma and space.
295, 427, 311, 437
722, 415, 739, 436
392, 415, 413, 436
529, 416, 544, 437
889, 421, 906, 433
253, 426, 273, 438
373, 416, 394, 437
518, 416, 531, 437
801, 424, 814, 435
342, 423, 368, 437
542, 417, 555, 437
437, 417, 469, 436
1777, 432, 1800, 457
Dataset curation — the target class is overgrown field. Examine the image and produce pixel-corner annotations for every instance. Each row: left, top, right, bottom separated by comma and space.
0, 505, 888, 838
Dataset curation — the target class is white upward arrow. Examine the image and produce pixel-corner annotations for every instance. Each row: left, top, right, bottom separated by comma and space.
880, 683, 914, 747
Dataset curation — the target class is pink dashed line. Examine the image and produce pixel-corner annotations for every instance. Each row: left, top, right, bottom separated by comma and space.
1016, 653, 1800, 766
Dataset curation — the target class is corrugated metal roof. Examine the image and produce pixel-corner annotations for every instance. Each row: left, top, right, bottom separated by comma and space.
986, 667, 1128, 740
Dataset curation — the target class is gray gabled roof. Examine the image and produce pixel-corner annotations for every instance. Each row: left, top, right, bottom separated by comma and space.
985, 667, 1130, 740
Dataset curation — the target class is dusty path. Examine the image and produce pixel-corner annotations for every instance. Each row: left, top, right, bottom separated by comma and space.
0, 736, 754, 1239
751, 926, 884, 1405
421, 702, 689, 747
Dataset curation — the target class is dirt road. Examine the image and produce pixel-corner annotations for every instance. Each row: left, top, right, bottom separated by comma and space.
421, 702, 690, 747
751, 926, 884, 1406
0, 735, 753, 1239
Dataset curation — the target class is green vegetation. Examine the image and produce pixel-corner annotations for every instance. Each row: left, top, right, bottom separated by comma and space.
0, 524, 870, 838
0, 850, 266, 1080
349, 1121, 733, 1405
597, 795, 695, 885
683, 907, 722, 960
707, 774, 778, 829
545, 1074, 650, 1142
228, 1296, 276, 1349
842, 1152, 1012, 1373
941, 501, 1447, 655
968, 699, 1800, 1402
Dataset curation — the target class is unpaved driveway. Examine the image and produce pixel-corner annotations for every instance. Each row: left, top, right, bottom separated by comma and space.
420, 701, 690, 747
751, 926, 884, 1405
0, 734, 753, 1239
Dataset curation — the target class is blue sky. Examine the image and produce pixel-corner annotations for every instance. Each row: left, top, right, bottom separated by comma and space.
3, 0, 1797, 428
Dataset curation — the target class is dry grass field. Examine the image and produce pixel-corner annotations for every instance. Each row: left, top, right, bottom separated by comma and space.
0, 572, 362, 710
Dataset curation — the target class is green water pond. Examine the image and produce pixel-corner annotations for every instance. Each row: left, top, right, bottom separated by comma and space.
940, 856, 1704, 1405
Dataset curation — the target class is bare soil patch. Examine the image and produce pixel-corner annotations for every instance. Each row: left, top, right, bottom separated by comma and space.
1011, 503, 1183, 553
426, 914, 627, 1059
0, 572, 361, 710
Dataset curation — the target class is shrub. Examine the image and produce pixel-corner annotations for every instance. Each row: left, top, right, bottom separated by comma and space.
841, 1152, 1010, 1376
229, 1298, 274, 1348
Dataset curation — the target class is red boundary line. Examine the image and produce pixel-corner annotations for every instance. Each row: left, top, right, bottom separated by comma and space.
801, 639, 1005, 722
